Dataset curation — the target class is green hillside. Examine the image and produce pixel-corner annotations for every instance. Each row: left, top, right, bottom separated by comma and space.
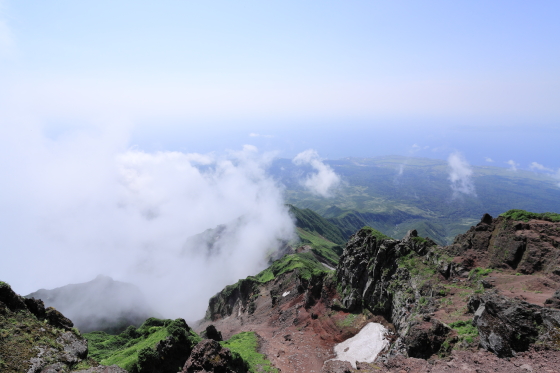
273, 156, 560, 244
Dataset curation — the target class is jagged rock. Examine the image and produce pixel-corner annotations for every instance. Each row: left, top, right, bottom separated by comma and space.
203, 324, 223, 341
544, 289, 560, 309
335, 228, 455, 359
402, 317, 454, 359
448, 214, 560, 274
0, 281, 28, 312
46, 306, 74, 331
182, 339, 248, 373
321, 359, 354, 373
24, 297, 47, 319
469, 291, 560, 357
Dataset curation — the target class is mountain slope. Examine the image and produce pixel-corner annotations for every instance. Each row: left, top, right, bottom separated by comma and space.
197, 209, 560, 372
27, 275, 156, 334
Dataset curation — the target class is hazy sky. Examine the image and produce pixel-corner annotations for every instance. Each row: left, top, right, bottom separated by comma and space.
1, 1, 559, 319
1, 1, 559, 167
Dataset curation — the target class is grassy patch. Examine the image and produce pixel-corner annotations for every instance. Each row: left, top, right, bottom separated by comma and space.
449, 320, 478, 344
255, 252, 329, 283
221, 332, 278, 373
500, 209, 560, 222
362, 226, 392, 241
296, 228, 342, 267
336, 313, 359, 328
84, 318, 200, 372
468, 267, 492, 282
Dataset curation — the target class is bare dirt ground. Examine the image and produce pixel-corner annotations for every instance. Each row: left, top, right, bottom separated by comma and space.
195, 274, 393, 373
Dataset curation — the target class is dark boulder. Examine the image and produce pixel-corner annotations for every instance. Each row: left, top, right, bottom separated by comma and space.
203, 324, 223, 342
46, 306, 74, 331
544, 289, 560, 309
182, 339, 248, 373
403, 317, 454, 359
468, 291, 560, 357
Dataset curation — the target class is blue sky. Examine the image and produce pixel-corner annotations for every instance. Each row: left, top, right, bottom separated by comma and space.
1, 0, 559, 309
1, 0, 559, 167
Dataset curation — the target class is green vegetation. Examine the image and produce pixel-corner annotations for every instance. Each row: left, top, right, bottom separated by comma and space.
221, 332, 278, 373
289, 204, 346, 245
449, 320, 478, 344
361, 226, 392, 240
296, 228, 342, 267
398, 252, 436, 278
255, 252, 329, 283
500, 209, 560, 222
336, 313, 359, 328
277, 156, 560, 245
468, 267, 492, 283
84, 318, 200, 372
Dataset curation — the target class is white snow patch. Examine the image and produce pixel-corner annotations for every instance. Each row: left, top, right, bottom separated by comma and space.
282, 291, 290, 297
332, 322, 389, 368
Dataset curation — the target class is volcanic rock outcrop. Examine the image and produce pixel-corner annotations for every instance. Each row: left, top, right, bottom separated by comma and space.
0, 281, 126, 373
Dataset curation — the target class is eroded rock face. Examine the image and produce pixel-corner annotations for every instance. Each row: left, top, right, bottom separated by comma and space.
182, 339, 248, 373
0, 282, 86, 373
402, 317, 455, 359
469, 291, 560, 357
448, 214, 560, 274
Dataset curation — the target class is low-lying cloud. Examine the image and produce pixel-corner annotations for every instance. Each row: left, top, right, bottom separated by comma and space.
292, 149, 341, 197
447, 152, 476, 197
0, 123, 296, 321
507, 160, 519, 172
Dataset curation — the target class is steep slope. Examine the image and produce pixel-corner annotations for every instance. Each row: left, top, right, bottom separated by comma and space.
199, 210, 560, 372
0, 281, 126, 373
27, 275, 156, 334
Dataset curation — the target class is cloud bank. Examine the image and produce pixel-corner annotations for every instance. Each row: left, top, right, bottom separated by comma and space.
292, 149, 341, 197
0, 123, 295, 320
447, 152, 476, 197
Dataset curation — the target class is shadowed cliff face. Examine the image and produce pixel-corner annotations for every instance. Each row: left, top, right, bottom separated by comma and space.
26, 275, 156, 334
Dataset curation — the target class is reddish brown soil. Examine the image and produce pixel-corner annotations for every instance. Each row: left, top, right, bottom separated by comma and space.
486, 272, 560, 305
326, 348, 560, 373
196, 276, 393, 373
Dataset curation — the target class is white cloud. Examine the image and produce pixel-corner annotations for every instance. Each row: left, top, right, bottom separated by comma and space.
447, 152, 476, 197
0, 122, 295, 320
293, 149, 341, 197
506, 160, 519, 172
485, 157, 494, 163
530, 161, 553, 172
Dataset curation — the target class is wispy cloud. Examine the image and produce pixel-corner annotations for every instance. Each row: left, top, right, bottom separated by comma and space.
485, 157, 494, 163
506, 160, 519, 172
530, 161, 552, 172
447, 152, 476, 197
293, 149, 340, 197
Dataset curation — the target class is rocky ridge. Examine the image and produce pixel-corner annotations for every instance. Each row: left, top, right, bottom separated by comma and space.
201, 211, 560, 372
